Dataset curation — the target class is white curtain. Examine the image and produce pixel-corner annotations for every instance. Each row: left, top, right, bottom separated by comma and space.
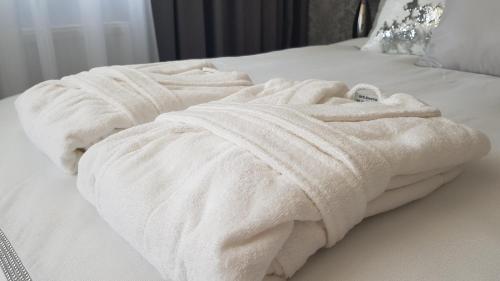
0, 0, 158, 99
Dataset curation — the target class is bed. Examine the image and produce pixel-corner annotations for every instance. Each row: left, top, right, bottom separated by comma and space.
1, 38, 499, 281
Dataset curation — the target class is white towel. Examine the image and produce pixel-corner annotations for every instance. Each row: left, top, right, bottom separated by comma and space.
77, 79, 490, 281
15, 60, 252, 173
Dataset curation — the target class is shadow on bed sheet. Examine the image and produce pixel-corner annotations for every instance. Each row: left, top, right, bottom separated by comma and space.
292, 153, 500, 281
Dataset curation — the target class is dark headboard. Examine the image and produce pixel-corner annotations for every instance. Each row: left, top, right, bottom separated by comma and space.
308, 0, 380, 45
151, 0, 380, 61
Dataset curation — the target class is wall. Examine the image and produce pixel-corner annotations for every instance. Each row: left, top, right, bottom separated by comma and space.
308, 0, 380, 45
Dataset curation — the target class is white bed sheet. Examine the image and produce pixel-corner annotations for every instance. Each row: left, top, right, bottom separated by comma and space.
1, 38, 499, 281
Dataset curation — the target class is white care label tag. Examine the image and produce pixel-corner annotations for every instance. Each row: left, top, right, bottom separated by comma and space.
353, 89, 379, 102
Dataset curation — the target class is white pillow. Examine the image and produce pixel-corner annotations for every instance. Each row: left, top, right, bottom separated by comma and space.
361, 0, 445, 55
417, 0, 500, 77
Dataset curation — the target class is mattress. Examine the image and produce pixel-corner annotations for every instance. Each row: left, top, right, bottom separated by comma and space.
1, 38, 499, 281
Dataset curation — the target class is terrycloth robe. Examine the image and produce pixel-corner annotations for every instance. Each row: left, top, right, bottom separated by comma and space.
77, 79, 490, 281
15, 60, 252, 173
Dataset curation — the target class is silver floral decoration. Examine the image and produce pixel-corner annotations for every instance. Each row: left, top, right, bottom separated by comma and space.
375, 0, 444, 55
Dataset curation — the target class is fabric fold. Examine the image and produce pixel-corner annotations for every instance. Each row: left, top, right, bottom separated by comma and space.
15, 60, 252, 173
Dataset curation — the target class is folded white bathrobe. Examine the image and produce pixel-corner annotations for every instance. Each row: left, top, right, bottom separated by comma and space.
77, 79, 490, 281
15, 60, 252, 173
